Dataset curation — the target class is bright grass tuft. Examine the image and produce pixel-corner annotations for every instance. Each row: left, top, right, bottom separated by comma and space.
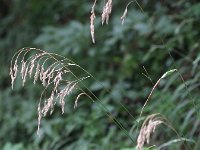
10, 48, 90, 135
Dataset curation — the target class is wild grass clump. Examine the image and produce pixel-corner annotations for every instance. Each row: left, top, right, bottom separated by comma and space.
9, 48, 185, 148
10, 48, 90, 134
9, 47, 136, 142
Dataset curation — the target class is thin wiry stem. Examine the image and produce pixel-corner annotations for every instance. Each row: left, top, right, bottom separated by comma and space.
139, 69, 177, 121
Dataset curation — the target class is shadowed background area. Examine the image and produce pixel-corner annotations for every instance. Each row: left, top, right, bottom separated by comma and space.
1, 0, 200, 149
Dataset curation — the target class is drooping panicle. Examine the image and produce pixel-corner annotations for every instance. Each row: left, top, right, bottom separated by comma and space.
34, 62, 40, 84
21, 60, 26, 80
41, 92, 55, 116
90, 13, 96, 43
37, 103, 42, 135
10, 48, 90, 135
74, 93, 86, 109
90, 0, 97, 43
53, 70, 63, 92
137, 114, 163, 150
58, 83, 72, 114
22, 62, 29, 86
120, 1, 133, 25
10, 59, 18, 89
29, 56, 36, 78
102, 0, 112, 25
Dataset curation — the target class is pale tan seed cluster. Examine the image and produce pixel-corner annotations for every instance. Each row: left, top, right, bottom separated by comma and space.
137, 114, 163, 150
121, 1, 134, 25
90, 0, 134, 43
10, 48, 89, 134
90, 0, 113, 43
101, 0, 112, 25
90, 0, 97, 43
90, 13, 96, 43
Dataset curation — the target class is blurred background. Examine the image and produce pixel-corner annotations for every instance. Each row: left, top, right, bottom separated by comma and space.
0, 0, 200, 149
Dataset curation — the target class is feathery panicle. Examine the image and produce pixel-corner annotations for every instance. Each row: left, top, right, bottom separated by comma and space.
21, 60, 26, 80
10, 48, 90, 135
40, 65, 44, 82
67, 82, 77, 94
37, 103, 42, 135
20, 59, 29, 86
90, 0, 97, 43
121, 1, 133, 25
42, 62, 58, 85
58, 83, 71, 113
89, 0, 114, 42
102, 0, 112, 25
47, 67, 55, 85
58, 86, 68, 114
137, 114, 163, 150
29, 53, 46, 78
10, 68, 14, 89
10, 60, 18, 89
90, 13, 96, 43
91, 0, 97, 13
40, 58, 51, 86
22, 63, 29, 86
37, 92, 55, 134
10, 49, 29, 89
74, 92, 86, 109
102, 7, 106, 25
42, 70, 48, 86
34, 62, 40, 84
120, 7, 127, 25
57, 82, 76, 114
29, 57, 35, 78
41, 92, 55, 116
53, 70, 63, 92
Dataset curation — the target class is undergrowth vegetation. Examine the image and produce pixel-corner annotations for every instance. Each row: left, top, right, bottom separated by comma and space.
1, 0, 200, 149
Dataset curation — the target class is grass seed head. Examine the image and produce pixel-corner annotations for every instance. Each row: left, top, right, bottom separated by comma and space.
137, 114, 163, 150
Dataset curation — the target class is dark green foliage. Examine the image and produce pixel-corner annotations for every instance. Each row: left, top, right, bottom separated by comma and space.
1, 0, 200, 149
